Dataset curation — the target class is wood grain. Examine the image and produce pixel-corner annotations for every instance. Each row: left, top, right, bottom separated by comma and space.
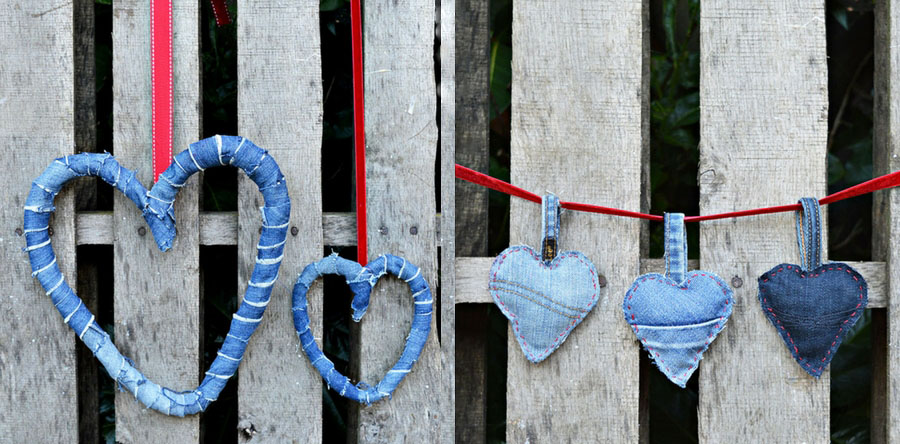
507, 1, 644, 441
0, 0, 77, 440
111, 0, 201, 441
236, 1, 324, 442
440, 0, 457, 442
873, 0, 900, 440
353, 0, 442, 441
697, 2, 829, 441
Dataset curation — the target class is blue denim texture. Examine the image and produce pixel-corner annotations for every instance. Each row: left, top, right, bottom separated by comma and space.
23, 135, 290, 416
490, 194, 600, 363
758, 198, 868, 377
624, 213, 734, 387
292, 253, 433, 404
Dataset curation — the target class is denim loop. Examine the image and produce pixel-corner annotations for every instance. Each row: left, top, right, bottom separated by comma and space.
541, 193, 561, 263
23, 135, 290, 416
292, 253, 432, 404
664, 213, 688, 285
795, 197, 822, 271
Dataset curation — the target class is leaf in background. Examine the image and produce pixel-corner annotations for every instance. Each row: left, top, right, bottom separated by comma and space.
667, 92, 700, 128
490, 41, 512, 119
320, 0, 346, 12
831, 6, 850, 30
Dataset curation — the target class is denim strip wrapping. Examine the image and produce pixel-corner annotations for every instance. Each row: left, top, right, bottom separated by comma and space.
23, 135, 289, 416
292, 253, 433, 405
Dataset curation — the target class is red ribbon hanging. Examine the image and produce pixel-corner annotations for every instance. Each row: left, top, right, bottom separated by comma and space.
456, 164, 900, 222
150, 0, 173, 182
351, 0, 368, 265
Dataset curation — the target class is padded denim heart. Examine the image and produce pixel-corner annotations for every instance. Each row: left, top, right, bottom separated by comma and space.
624, 272, 733, 387
490, 194, 600, 363
490, 246, 600, 363
758, 263, 867, 377
623, 213, 733, 387
756, 197, 869, 377
292, 253, 432, 404
24, 135, 289, 416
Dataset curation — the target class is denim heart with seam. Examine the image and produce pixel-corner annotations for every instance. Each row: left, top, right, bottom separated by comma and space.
24, 135, 289, 416
490, 194, 600, 363
757, 198, 868, 377
292, 253, 433, 404
623, 213, 733, 387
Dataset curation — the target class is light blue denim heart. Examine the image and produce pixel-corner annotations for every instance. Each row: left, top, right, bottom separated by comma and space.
24, 135, 290, 416
490, 194, 600, 363
623, 213, 733, 387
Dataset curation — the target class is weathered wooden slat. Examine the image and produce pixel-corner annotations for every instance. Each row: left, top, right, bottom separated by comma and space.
0, 0, 77, 441
441, 0, 458, 442
507, 1, 644, 441
873, 0, 900, 440
698, 2, 829, 441
453, 0, 488, 441
236, 2, 324, 442
353, 0, 442, 441
76, 211, 437, 246
112, 0, 201, 440
457, 257, 888, 307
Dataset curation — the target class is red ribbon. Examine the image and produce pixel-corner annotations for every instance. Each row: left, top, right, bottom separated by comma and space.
150, 0, 173, 182
351, 0, 368, 264
456, 164, 900, 222
209, 0, 231, 26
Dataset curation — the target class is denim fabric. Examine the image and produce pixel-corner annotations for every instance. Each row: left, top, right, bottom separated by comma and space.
23, 135, 290, 416
490, 194, 600, 363
758, 198, 868, 377
292, 253, 432, 404
623, 213, 734, 388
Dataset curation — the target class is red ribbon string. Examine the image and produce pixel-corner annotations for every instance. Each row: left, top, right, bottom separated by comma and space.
150, 0, 173, 182
350, 0, 368, 264
209, 0, 232, 26
456, 164, 900, 222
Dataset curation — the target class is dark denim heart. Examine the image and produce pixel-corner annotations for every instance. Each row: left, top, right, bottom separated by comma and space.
624, 271, 733, 387
758, 262, 867, 377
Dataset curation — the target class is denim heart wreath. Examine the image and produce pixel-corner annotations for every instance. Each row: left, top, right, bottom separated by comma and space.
24, 135, 289, 416
292, 253, 432, 404
489, 194, 600, 363
623, 213, 733, 387
757, 197, 868, 377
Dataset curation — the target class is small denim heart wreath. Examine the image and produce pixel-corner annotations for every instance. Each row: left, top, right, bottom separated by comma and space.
24, 135, 289, 416
758, 197, 868, 377
489, 194, 600, 363
292, 253, 432, 404
623, 213, 733, 388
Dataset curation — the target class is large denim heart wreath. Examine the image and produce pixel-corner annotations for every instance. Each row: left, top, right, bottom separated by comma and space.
757, 197, 868, 377
24, 135, 289, 416
623, 213, 733, 387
